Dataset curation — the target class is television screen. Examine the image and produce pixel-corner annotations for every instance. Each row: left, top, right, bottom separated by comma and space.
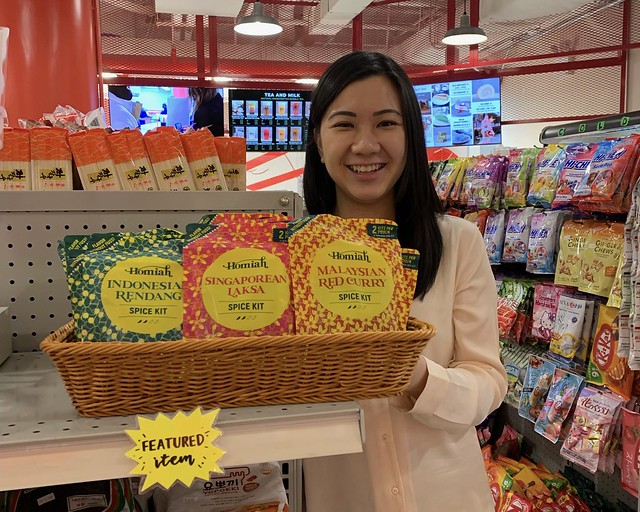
414, 77, 501, 148
228, 89, 311, 152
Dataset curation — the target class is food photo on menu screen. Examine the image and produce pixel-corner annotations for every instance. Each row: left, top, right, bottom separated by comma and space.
228, 88, 311, 152
414, 77, 501, 148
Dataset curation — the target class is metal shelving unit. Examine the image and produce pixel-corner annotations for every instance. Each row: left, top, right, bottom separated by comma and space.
0, 191, 364, 511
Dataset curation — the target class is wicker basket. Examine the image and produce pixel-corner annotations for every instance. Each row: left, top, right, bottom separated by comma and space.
40, 318, 436, 418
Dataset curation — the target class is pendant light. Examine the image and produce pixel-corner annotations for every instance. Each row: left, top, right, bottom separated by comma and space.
441, 0, 487, 46
234, 1, 283, 36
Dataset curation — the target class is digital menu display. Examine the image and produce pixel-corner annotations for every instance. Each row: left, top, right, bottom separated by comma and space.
228, 89, 311, 152
414, 77, 501, 148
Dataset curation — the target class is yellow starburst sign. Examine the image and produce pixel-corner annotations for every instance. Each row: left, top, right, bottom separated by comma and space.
125, 407, 225, 492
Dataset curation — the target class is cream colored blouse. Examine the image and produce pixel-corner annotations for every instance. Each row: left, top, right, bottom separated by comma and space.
304, 215, 508, 511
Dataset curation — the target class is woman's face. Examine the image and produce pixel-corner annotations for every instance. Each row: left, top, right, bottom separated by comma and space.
316, 75, 406, 219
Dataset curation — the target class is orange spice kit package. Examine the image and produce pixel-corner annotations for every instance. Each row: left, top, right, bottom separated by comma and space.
287, 214, 414, 334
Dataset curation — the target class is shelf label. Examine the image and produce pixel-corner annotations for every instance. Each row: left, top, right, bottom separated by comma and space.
125, 407, 225, 492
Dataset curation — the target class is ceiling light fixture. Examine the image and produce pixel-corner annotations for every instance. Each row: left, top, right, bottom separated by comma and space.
295, 78, 319, 85
211, 76, 234, 83
441, 0, 487, 46
234, 1, 283, 37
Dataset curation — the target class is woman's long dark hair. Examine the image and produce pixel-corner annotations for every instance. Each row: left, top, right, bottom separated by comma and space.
303, 51, 444, 299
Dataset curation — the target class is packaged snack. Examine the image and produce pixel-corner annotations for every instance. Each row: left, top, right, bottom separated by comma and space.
484, 209, 507, 265
30, 126, 73, 190
68, 129, 121, 191
518, 355, 556, 423
531, 282, 564, 342
534, 368, 584, 443
560, 387, 624, 473
578, 221, 624, 298
181, 129, 228, 191
435, 158, 462, 202
288, 214, 406, 334
574, 300, 596, 368
586, 304, 633, 399
504, 148, 537, 208
63, 229, 184, 342
151, 462, 289, 512
527, 144, 566, 208
107, 129, 158, 191
182, 221, 293, 338
463, 209, 490, 235
0, 128, 31, 190
502, 207, 538, 264
526, 210, 571, 274
551, 142, 597, 208
620, 407, 640, 497
554, 219, 593, 287
465, 155, 508, 209
213, 136, 246, 191
550, 295, 587, 360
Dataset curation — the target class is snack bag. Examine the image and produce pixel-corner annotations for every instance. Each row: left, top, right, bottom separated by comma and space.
63, 229, 184, 342
151, 462, 289, 512
0, 128, 31, 190
586, 304, 633, 399
213, 136, 246, 191
550, 295, 587, 360
182, 221, 293, 338
107, 129, 158, 191
181, 129, 228, 191
551, 142, 597, 208
30, 126, 73, 190
288, 214, 406, 334
526, 210, 570, 274
621, 407, 640, 497
578, 221, 624, 298
554, 219, 592, 287
435, 158, 462, 202
463, 209, 490, 235
534, 368, 584, 443
484, 209, 506, 265
68, 129, 121, 191
518, 355, 556, 423
502, 207, 538, 264
527, 144, 566, 208
530, 282, 564, 342
560, 387, 624, 473
504, 147, 537, 208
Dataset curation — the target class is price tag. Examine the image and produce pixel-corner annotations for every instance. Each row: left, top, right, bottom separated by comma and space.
125, 407, 225, 492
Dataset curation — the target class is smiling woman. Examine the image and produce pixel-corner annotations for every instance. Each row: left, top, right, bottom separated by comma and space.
302, 51, 507, 512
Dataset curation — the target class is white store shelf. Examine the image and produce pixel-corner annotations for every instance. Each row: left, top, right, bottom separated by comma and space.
0, 352, 364, 491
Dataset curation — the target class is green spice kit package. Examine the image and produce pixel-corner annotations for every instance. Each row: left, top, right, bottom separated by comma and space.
61, 229, 184, 342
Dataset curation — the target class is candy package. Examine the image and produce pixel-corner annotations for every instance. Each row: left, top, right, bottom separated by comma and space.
534, 368, 584, 443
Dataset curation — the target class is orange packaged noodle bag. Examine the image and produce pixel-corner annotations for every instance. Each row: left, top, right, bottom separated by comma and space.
180, 129, 228, 191
30, 126, 73, 190
288, 214, 408, 334
182, 220, 293, 338
68, 129, 121, 191
578, 221, 624, 298
106, 129, 158, 190
143, 127, 196, 190
0, 128, 31, 190
587, 304, 633, 400
213, 136, 246, 191
554, 219, 593, 288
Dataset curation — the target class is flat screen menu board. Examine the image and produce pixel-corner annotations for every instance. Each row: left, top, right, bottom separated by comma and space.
414, 77, 501, 148
228, 89, 311, 152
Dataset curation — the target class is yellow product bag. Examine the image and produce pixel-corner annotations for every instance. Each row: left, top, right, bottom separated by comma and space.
554, 219, 593, 287
578, 221, 624, 298
288, 214, 409, 334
